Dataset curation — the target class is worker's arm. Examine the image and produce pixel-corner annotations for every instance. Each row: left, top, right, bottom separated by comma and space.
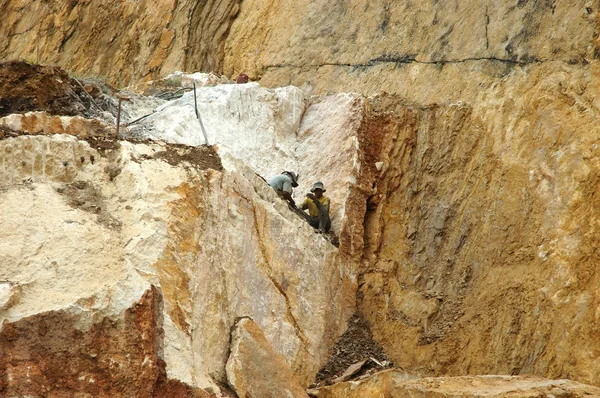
281, 191, 296, 207
307, 194, 329, 214
300, 197, 308, 210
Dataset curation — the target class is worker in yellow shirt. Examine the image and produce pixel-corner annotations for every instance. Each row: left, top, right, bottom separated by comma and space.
300, 182, 331, 232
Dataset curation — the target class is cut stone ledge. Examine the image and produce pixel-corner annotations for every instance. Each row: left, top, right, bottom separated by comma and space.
226, 317, 309, 398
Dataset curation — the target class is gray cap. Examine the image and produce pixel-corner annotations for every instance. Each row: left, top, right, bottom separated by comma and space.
310, 181, 326, 192
283, 171, 299, 187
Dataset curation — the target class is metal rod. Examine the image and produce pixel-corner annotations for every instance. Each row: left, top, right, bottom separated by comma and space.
193, 82, 199, 119
193, 82, 209, 145
116, 98, 122, 137
124, 111, 155, 127
73, 77, 103, 112
157, 87, 192, 99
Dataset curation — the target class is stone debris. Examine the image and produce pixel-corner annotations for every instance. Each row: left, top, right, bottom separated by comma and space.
226, 318, 309, 398
313, 312, 391, 387
139, 72, 231, 99
0, 61, 99, 118
330, 359, 368, 384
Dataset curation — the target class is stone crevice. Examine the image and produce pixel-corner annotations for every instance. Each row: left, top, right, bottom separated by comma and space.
244, 193, 313, 355
484, 5, 490, 50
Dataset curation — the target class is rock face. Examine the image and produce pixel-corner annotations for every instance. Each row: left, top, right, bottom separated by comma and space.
226, 318, 308, 398
132, 82, 304, 176
223, 1, 599, 96
218, 1, 600, 387
0, 287, 210, 397
0, 0, 240, 85
130, 73, 600, 390
4, 0, 597, 91
294, 94, 375, 256
3, 68, 600, 393
2, 1, 600, 392
130, 81, 374, 245
315, 370, 600, 398
0, 125, 355, 394
357, 71, 600, 384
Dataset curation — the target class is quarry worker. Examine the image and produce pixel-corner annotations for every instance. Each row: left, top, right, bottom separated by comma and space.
269, 171, 299, 207
300, 182, 331, 232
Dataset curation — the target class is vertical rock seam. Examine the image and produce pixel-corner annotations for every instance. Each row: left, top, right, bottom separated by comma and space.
185, 0, 242, 74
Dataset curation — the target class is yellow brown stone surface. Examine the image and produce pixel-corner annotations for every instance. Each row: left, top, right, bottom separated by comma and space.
2, 0, 600, 394
315, 370, 600, 398
224, 1, 599, 93
0, 0, 241, 85
356, 69, 600, 385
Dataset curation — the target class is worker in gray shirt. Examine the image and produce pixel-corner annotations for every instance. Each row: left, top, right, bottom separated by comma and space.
269, 171, 299, 207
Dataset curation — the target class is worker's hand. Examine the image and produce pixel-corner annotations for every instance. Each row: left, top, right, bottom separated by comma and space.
282, 191, 295, 206
305, 193, 316, 200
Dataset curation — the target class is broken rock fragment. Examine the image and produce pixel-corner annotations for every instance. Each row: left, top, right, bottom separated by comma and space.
0, 283, 19, 310
226, 318, 309, 398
